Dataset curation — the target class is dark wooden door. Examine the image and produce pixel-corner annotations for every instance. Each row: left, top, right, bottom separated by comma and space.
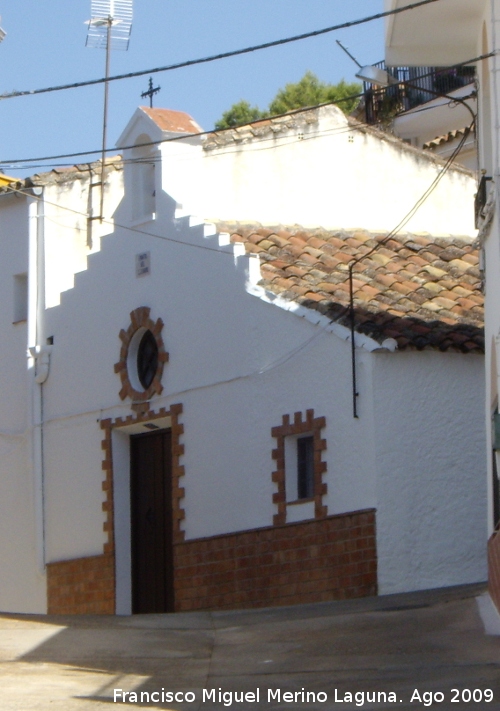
130, 429, 174, 613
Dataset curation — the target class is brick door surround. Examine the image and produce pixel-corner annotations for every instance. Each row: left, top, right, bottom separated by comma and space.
46, 403, 185, 614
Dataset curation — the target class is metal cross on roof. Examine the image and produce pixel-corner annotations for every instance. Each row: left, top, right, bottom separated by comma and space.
141, 77, 161, 108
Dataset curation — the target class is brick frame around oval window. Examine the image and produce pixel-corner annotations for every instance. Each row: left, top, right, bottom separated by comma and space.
114, 306, 169, 403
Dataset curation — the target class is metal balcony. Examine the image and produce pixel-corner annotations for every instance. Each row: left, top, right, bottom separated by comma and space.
363, 62, 475, 125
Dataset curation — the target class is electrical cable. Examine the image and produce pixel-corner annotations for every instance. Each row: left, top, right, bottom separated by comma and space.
5, 113, 473, 263
2, 106, 476, 173
24, 317, 333, 432
0, 65, 482, 170
5, 182, 238, 258
0, 92, 367, 167
4, 119, 475, 424
0, 0, 442, 103
3, 114, 475, 267
0, 119, 372, 173
0, 49, 489, 170
345, 123, 474, 418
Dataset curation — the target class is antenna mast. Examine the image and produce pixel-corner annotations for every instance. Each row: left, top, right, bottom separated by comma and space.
85, 0, 133, 222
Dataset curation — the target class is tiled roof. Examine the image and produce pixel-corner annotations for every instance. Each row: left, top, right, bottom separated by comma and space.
141, 106, 203, 134
0, 156, 123, 192
203, 106, 473, 177
423, 128, 468, 150
204, 110, 319, 150
220, 224, 483, 353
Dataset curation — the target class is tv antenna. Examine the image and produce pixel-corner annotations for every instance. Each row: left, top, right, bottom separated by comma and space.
85, 0, 133, 222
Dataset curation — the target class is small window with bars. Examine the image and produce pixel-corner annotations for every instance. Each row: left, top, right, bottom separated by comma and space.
284, 433, 316, 503
297, 435, 314, 500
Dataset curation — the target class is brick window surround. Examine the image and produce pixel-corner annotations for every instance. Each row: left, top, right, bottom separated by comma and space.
114, 306, 169, 406
272, 409, 327, 525
46, 403, 185, 614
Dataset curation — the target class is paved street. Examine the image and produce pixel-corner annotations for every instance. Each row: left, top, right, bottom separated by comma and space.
0, 583, 499, 710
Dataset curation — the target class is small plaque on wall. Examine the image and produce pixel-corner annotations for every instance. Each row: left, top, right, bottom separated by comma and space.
136, 252, 151, 277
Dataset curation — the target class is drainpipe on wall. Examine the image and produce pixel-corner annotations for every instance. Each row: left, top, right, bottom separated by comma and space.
27, 190, 50, 574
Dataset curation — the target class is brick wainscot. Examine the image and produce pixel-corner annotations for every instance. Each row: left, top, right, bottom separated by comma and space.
173, 509, 377, 612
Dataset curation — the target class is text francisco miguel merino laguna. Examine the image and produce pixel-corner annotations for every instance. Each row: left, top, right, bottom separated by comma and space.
113, 688, 401, 705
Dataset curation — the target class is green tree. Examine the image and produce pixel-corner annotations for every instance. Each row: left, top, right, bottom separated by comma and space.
214, 72, 361, 130
269, 72, 361, 116
214, 100, 267, 130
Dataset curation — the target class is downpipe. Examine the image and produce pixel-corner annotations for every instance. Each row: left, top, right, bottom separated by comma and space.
28, 193, 48, 574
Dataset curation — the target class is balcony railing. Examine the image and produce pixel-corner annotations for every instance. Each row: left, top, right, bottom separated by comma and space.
363, 62, 475, 125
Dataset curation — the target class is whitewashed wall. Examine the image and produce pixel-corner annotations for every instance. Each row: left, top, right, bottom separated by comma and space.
384, 0, 494, 544
0, 99, 485, 613
43, 171, 124, 309
0, 193, 46, 613
372, 350, 487, 594
478, 2, 500, 535
146, 105, 477, 238
41, 215, 377, 553
39, 203, 487, 606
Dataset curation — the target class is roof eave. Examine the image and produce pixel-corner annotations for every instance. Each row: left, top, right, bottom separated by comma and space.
385, 0, 486, 67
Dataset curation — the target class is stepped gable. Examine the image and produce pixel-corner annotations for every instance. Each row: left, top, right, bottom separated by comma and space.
220, 223, 483, 353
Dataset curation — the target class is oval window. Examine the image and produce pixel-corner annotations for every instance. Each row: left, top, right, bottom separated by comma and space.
137, 330, 159, 390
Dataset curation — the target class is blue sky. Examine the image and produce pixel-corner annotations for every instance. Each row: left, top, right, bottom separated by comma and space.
0, 1, 384, 176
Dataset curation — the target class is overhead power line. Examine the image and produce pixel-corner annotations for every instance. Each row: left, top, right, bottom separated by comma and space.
0, 0, 441, 102
0, 93, 367, 166
4, 119, 470, 269
346, 123, 473, 418
2, 47, 487, 170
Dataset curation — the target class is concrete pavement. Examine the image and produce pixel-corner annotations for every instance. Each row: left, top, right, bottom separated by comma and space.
0, 583, 499, 710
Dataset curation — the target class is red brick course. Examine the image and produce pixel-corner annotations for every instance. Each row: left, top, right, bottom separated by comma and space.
173, 509, 377, 612
47, 401, 376, 615
46, 553, 115, 614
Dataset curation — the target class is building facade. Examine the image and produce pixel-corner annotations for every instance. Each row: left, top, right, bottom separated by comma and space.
384, 0, 500, 608
0, 104, 486, 614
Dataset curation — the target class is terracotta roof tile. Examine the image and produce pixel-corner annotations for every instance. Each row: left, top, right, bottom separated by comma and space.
0, 156, 123, 191
140, 106, 202, 134
423, 128, 468, 150
218, 223, 483, 353
203, 107, 473, 180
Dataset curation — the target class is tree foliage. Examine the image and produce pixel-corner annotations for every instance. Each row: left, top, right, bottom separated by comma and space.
214, 72, 361, 130
214, 100, 267, 130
